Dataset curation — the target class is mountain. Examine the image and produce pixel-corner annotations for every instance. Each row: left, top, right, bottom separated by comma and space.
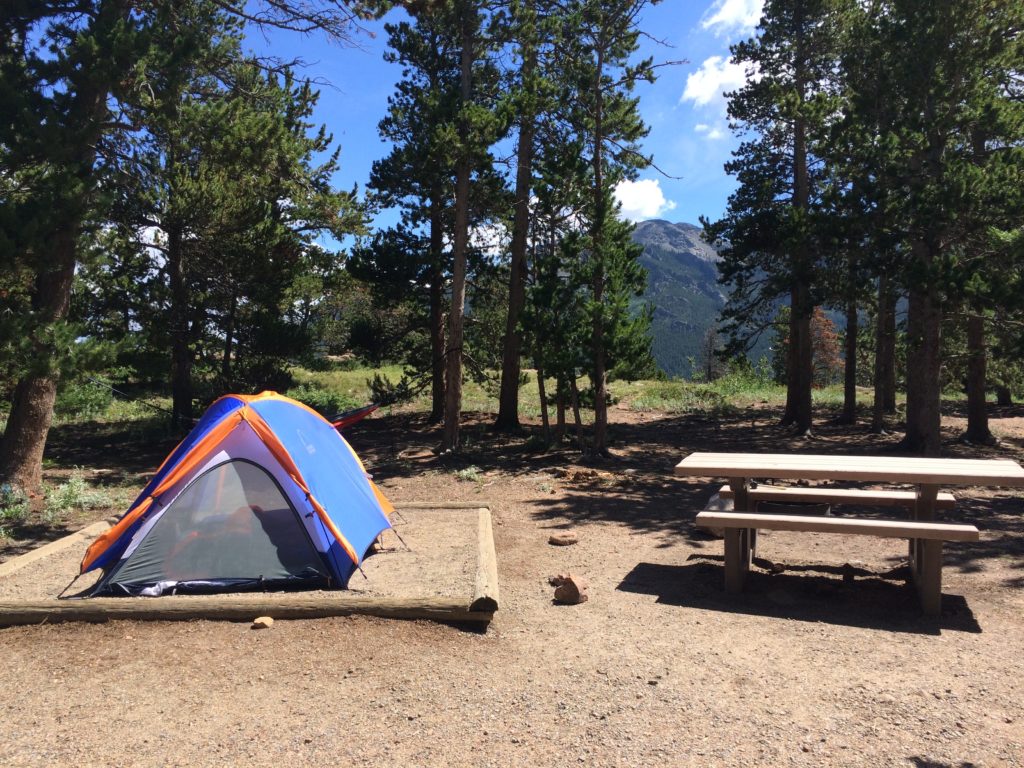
632, 219, 726, 378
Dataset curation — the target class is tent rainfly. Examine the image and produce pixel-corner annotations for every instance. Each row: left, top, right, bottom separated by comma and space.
80, 392, 393, 597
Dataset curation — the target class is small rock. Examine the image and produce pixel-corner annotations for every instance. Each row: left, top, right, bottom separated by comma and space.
549, 531, 579, 546
251, 616, 274, 629
554, 574, 589, 604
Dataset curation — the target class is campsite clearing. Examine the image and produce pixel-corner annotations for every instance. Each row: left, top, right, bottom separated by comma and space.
1, 404, 1023, 766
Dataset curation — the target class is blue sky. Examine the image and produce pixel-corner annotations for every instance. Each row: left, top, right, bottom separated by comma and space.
246, 0, 762, 230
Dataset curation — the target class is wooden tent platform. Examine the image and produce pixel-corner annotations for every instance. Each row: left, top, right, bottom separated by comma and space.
0, 503, 498, 628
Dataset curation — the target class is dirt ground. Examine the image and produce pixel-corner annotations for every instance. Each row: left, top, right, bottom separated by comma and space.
1, 404, 1023, 767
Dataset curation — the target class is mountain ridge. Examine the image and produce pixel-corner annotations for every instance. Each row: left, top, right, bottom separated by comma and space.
632, 219, 726, 378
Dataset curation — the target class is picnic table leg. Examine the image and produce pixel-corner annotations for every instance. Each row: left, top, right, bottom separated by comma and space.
729, 477, 756, 562
723, 528, 750, 592
910, 484, 940, 561
913, 539, 943, 617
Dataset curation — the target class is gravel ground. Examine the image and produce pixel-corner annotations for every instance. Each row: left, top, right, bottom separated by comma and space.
1, 407, 1022, 767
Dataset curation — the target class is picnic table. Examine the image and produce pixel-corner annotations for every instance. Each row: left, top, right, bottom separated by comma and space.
674, 452, 1024, 616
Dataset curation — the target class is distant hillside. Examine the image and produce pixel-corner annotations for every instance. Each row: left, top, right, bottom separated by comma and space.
632, 219, 726, 378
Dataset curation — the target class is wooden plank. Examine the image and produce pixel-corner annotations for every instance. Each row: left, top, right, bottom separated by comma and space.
393, 502, 493, 510
718, 485, 956, 509
676, 452, 1024, 486
0, 519, 118, 579
695, 511, 980, 541
0, 593, 495, 628
470, 507, 499, 613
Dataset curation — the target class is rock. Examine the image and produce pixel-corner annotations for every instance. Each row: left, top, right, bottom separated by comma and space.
554, 574, 589, 605
549, 531, 579, 546
251, 616, 274, 629
699, 493, 732, 538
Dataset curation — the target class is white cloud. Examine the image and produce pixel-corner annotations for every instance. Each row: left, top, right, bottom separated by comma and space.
469, 222, 509, 256
682, 55, 752, 108
695, 123, 726, 140
701, 0, 763, 36
614, 179, 678, 222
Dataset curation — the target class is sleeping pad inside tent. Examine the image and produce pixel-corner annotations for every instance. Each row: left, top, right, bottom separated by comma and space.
79, 392, 393, 597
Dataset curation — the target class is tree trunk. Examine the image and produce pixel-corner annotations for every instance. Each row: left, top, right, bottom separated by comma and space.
495, 9, 537, 432
0, 228, 78, 492
963, 313, 993, 444
589, 43, 610, 457
441, 4, 475, 452
0, 22, 114, 491
882, 285, 897, 412
995, 385, 1012, 407
872, 275, 896, 432
784, 1, 813, 438
536, 362, 550, 444
794, 299, 813, 436
570, 376, 584, 446
429, 201, 445, 424
781, 298, 799, 427
167, 222, 193, 428
902, 245, 942, 455
782, 289, 813, 435
221, 288, 238, 386
840, 298, 858, 424
555, 387, 566, 442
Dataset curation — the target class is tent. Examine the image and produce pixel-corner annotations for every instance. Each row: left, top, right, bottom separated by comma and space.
80, 392, 393, 597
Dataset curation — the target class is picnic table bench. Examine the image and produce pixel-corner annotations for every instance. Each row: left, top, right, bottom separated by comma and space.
675, 452, 1024, 616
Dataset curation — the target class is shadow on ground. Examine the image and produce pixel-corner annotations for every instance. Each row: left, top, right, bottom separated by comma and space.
618, 560, 982, 635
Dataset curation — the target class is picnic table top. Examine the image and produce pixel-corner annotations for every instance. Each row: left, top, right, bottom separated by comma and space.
674, 452, 1024, 487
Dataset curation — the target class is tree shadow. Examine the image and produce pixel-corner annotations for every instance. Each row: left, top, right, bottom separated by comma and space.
44, 417, 181, 475
618, 560, 981, 635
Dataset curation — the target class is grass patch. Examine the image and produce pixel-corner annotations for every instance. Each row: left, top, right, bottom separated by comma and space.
454, 466, 483, 483
0, 484, 30, 534
44, 472, 115, 525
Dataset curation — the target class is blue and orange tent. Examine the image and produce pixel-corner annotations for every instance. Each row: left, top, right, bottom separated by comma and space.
81, 392, 393, 597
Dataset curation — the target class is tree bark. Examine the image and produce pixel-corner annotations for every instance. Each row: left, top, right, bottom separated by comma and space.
784, 0, 813, 437
555, 386, 566, 442
995, 385, 1012, 407
428, 200, 445, 424
963, 313, 993, 444
536, 362, 550, 444
589, 41, 610, 457
441, 3, 475, 452
840, 298, 858, 424
495, 7, 537, 432
167, 222, 194, 428
570, 376, 583, 446
221, 288, 238, 386
902, 244, 942, 455
882, 286, 897, 413
872, 276, 888, 434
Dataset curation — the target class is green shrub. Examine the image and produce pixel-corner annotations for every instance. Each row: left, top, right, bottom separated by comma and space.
44, 472, 113, 522
285, 383, 360, 417
55, 380, 113, 419
454, 466, 482, 483
0, 483, 29, 525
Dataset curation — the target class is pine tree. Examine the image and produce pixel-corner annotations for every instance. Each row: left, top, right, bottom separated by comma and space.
0, 0, 382, 491
556, 0, 657, 456
854, 0, 1024, 454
